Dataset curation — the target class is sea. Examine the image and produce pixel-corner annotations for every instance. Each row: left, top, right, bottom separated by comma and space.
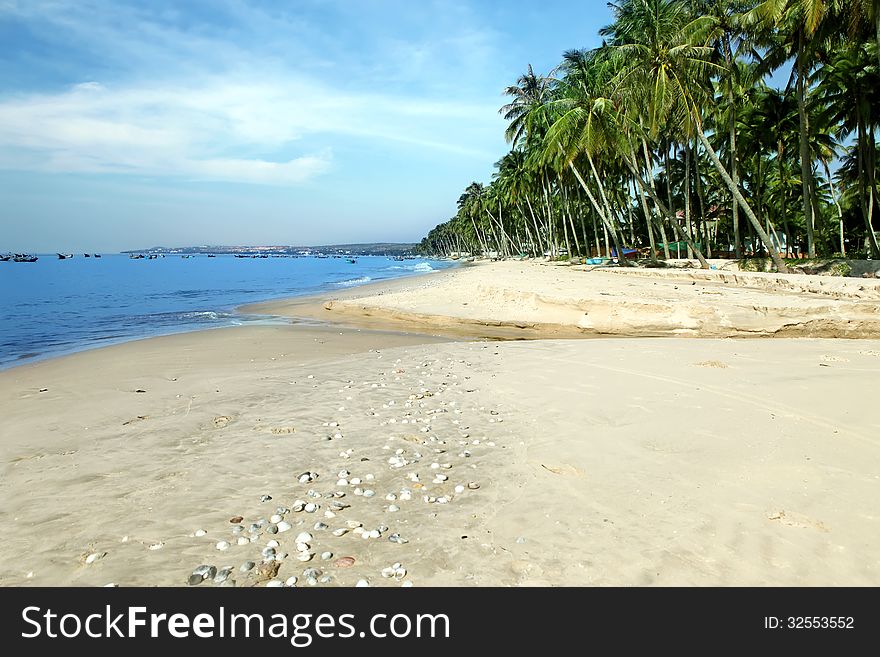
0, 254, 452, 370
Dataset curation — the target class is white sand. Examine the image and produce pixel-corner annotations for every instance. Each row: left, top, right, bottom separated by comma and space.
2, 263, 879, 586
253, 260, 880, 338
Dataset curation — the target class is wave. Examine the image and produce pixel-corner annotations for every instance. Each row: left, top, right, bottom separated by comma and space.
334, 276, 372, 287
384, 262, 435, 272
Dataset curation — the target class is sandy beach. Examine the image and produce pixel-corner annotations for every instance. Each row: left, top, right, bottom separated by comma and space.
2, 262, 879, 587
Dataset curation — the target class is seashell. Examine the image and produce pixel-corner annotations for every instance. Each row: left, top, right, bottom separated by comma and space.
229, 516, 244, 524
260, 495, 272, 502
336, 479, 348, 487
385, 493, 397, 501
313, 522, 329, 531
285, 576, 298, 587
319, 575, 332, 583
381, 567, 395, 578
266, 580, 284, 587
307, 576, 318, 586
266, 525, 279, 535
213, 568, 232, 584
363, 490, 375, 498
332, 528, 348, 537
378, 525, 389, 533
355, 579, 370, 587
467, 482, 480, 490
331, 501, 350, 510
334, 556, 356, 568
388, 505, 400, 512
320, 551, 333, 561
295, 542, 311, 553
296, 552, 314, 562
215, 541, 230, 551
368, 529, 381, 539
436, 497, 449, 504
270, 514, 283, 524
304, 503, 318, 513
240, 561, 255, 572
337, 469, 350, 478
401, 581, 413, 588
454, 485, 465, 494
236, 537, 249, 546
295, 532, 313, 544
261, 547, 276, 558
187, 574, 204, 586
365, 474, 375, 481
276, 552, 289, 561
324, 511, 336, 519
194, 529, 208, 537
266, 539, 280, 548
350, 478, 362, 485
192, 564, 216, 579
231, 525, 244, 535
430, 463, 440, 469
148, 542, 164, 550
353, 488, 364, 496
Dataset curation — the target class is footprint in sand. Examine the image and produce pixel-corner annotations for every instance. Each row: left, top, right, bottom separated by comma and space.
540, 463, 584, 477
858, 350, 880, 357
695, 360, 729, 368
212, 416, 232, 429
767, 510, 829, 532
820, 355, 850, 363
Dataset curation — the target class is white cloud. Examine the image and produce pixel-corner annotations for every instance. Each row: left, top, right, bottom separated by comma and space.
0, 1, 506, 185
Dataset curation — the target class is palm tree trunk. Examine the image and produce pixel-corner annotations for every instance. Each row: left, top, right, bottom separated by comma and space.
796, 28, 817, 258
685, 140, 694, 259
565, 157, 631, 266
524, 196, 546, 256
641, 140, 672, 259
620, 152, 710, 268
694, 119, 788, 272
820, 159, 844, 256
722, 33, 742, 258
856, 107, 880, 257
634, 174, 659, 261
693, 144, 711, 257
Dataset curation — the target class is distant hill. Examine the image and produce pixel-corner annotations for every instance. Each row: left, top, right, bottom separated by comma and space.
122, 243, 418, 256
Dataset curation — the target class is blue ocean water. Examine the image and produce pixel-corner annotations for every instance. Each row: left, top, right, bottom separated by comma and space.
0, 254, 451, 369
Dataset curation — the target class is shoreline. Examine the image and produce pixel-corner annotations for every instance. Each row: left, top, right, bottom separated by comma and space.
2, 261, 880, 587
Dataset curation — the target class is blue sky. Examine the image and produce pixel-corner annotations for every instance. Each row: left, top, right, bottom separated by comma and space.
0, 0, 616, 251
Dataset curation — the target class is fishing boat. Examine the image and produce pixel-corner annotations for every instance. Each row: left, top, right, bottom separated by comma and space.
13, 254, 38, 262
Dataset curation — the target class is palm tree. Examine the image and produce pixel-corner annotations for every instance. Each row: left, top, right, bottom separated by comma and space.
604, 0, 788, 271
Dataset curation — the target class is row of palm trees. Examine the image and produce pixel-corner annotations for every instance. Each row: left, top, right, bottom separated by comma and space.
416, 0, 880, 272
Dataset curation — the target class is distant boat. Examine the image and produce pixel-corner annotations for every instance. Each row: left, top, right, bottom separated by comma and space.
83, 253, 91, 258
129, 254, 145, 259
347, 258, 357, 264
0, 255, 10, 262
57, 253, 71, 259
207, 254, 216, 258
13, 254, 38, 262
94, 254, 101, 258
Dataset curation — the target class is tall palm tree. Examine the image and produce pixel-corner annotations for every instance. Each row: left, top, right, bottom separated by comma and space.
605, 0, 788, 271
